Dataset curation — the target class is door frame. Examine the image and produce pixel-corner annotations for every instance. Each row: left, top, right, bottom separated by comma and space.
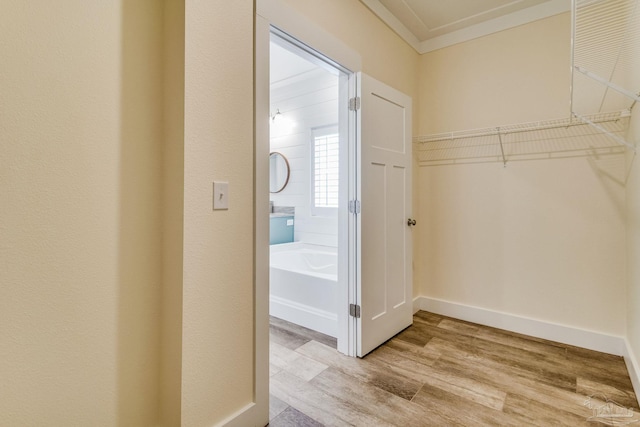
267, 26, 355, 354
256, 0, 362, 358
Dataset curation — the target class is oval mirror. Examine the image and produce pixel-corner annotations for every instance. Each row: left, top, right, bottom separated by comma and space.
269, 152, 290, 193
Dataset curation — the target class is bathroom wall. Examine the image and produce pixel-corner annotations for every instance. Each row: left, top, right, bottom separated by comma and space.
0, 1, 163, 425
416, 13, 627, 337
270, 68, 340, 246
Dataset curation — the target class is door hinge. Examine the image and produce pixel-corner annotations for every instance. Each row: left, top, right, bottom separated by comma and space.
349, 304, 361, 318
349, 96, 361, 111
348, 200, 361, 214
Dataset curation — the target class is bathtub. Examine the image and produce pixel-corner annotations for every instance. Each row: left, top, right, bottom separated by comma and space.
270, 242, 338, 337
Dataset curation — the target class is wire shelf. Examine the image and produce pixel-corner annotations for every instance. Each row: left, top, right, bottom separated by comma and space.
413, 111, 630, 166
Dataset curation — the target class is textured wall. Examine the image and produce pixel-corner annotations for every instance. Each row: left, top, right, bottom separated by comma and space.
0, 0, 163, 425
182, 1, 256, 425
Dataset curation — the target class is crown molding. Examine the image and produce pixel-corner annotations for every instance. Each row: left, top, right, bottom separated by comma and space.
360, 0, 422, 52
361, 0, 570, 54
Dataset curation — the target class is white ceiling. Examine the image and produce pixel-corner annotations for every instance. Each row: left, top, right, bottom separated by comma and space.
361, 0, 570, 53
270, 42, 317, 85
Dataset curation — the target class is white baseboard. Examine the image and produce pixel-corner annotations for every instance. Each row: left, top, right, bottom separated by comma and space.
415, 296, 625, 356
412, 296, 422, 314
623, 340, 640, 403
216, 403, 255, 427
270, 295, 337, 337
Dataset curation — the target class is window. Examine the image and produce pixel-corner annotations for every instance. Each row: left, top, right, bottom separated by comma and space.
311, 126, 339, 215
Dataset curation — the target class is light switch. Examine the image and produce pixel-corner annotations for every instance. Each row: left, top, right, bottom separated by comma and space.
213, 181, 229, 210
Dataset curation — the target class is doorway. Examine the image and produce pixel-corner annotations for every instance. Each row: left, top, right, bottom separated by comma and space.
267, 30, 352, 353
262, 26, 414, 359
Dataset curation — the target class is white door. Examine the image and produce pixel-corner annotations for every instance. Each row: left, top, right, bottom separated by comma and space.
356, 72, 413, 357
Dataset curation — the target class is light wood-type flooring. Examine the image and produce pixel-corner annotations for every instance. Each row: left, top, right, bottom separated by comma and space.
269, 311, 640, 426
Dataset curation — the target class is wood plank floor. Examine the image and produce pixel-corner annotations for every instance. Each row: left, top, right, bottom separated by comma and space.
269, 311, 640, 426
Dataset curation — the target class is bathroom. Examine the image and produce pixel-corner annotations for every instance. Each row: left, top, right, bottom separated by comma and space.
268, 34, 345, 338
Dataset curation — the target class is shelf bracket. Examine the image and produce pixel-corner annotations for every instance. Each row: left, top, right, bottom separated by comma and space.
573, 112, 636, 151
496, 127, 507, 167
574, 66, 640, 104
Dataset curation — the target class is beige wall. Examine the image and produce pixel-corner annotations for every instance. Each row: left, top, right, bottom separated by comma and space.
182, 1, 255, 425
0, 1, 163, 425
628, 109, 640, 372
419, 13, 571, 135
624, 3, 640, 382
626, 78, 640, 375
418, 157, 626, 333
415, 13, 627, 336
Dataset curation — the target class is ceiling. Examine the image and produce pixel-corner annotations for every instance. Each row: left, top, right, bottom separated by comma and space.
360, 0, 570, 53
270, 42, 317, 85
270, 39, 340, 89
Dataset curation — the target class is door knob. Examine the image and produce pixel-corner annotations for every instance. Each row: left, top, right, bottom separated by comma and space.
407, 218, 416, 226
